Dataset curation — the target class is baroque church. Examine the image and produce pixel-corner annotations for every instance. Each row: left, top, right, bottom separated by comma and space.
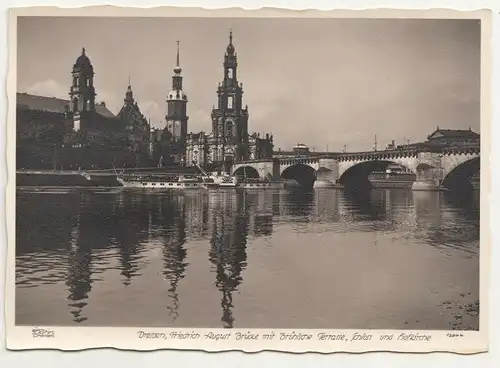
183, 31, 274, 172
16, 47, 151, 169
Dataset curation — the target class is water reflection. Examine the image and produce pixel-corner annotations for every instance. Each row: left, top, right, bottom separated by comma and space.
66, 207, 90, 323
15, 188, 480, 327
161, 195, 188, 320
207, 192, 249, 327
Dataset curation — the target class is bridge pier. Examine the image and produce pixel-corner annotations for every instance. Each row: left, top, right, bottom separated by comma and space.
411, 180, 442, 191
411, 153, 444, 191
313, 179, 337, 189
313, 158, 339, 188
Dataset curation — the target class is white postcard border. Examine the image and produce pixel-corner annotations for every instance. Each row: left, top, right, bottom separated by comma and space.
4, 5, 492, 353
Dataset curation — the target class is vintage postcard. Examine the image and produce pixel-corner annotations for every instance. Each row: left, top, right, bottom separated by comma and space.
5, 6, 491, 353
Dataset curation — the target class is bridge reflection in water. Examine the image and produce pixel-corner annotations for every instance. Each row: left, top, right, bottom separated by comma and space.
16, 188, 479, 330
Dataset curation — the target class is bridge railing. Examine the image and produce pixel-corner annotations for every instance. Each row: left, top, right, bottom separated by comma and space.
270, 144, 480, 162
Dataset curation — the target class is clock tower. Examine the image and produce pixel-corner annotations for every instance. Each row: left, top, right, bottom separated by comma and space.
165, 41, 189, 165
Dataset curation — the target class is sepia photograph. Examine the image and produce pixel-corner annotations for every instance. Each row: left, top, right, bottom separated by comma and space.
6, 6, 490, 353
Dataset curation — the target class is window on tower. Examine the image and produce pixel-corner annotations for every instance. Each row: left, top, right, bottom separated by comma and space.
228, 68, 233, 79
227, 96, 234, 109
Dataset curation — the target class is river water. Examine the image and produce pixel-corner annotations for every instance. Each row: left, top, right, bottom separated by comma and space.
15, 188, 480, 330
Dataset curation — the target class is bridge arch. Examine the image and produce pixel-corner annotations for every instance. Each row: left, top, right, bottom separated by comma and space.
233, 165, 260, 178
441, 156, 480, 191
280, 163, 317, 189
338, 160, 416, 190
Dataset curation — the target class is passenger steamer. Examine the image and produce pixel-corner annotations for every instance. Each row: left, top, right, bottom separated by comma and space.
116, 162, 238, 190
117, 173, 206, 189
115, 161, 284, 190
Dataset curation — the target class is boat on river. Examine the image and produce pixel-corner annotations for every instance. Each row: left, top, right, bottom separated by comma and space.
115, 161, 285, 190
117, 173, 205, 189
192, 161, 238, 188
116, 161, 239, 190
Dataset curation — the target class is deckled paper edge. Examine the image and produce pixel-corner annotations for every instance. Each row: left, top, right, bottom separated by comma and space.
4, 5, 492, 354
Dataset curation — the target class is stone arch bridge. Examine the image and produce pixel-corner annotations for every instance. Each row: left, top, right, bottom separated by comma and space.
232, 145, 480, 191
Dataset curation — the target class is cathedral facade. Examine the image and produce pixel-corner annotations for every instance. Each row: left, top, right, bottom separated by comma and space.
184, 31, 274, 172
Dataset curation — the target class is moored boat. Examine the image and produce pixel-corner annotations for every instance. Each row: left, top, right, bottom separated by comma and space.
117, 173, 204, 189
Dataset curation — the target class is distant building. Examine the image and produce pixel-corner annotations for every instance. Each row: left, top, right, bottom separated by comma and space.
426, 126, 480, 145
16, 47, 151, 169
382, 127, 479, 152
292, 143, 310, 155
185, 31, 274, 172
273, 143, 328, 158
117, 83, 151, 160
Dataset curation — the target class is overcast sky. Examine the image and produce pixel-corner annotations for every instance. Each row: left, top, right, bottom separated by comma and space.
17, 17, 480, 151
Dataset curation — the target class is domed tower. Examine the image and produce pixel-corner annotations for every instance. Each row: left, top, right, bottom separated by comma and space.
211, 30, 249, 169
69, 47, 96, 113
166, 41, 189, 165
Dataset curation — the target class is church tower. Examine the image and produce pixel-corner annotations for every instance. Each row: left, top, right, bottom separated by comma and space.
211, 30, 249, 168
165, 41, 189, 165
69, 47, 96, 114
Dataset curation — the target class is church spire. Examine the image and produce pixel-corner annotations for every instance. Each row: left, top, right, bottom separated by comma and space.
176, 41, 180, 67
226, 29, 235, 55
171, 41, 184, 91
174, 40, 182, 75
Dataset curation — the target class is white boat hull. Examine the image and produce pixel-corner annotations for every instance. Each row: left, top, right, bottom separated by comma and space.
237, 182, 285, 190
203, 183, 238, 189
117, 176, 284, 191
117, 178, 203, 189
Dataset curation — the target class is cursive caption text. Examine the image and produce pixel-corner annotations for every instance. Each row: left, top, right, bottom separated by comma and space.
136, 330, 433, 343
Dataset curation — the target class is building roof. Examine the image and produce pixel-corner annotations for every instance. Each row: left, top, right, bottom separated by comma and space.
16, 92, 116, 118
74, 48, 92, 68
427, 127, 479, 140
